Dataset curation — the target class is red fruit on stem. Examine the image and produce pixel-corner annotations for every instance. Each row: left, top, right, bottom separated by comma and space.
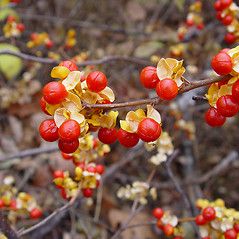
61, 152, 73, 160
224, 229, 237, 239
232, 80, 239, 103
197, 23, 204, 30
216, 95, 239, 117
224, 33, 236, 44
39, 97, 50, 115
233, 223, 239, 233
214, 0, 223, 11
117, 129, 139, 148
216, 11, 223, 21
202, 207, 216, 221
58, 120, 81, 141
82, 188, 93, 197
96, 164, 105, 175
163, 224, 174, 236
137, 118, 161, 142
211, 52, 232, 75
195, 214, 207, 225
86, 71, 107, 92
220, 0, 233, 10
59, 60, 78, 71
156, 78, 178, 100
58, 139, 79, 154
43, 81, 68, 104
140, 66, 160, 89
222, 15, 233, 26
204, 107, 226, 127
186, 18, 194, 27
87, 166, 96, 173
0, 199, 4, 208
39, 119, 59, 142
16, 23, 25, 32
53, 170, 64, 178
98, 128, 118, 144
30, 208, 43, 219
220, 48, 230, 54
152, 207, 164, 219
45, 40, 53, 49
7, 15, 16, 23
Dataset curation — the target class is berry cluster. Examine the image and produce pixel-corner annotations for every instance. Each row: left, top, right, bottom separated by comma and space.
214, 0, 239, 44
0, 176, 42, 222
64, 29, 77, 50
3, 15, 25, 38
27, 32, 54, 49
196, 198, 239, 239
53, 163, 104, 199
140, 58, 186, 101
205, 47, 239, 127
152, 207, 183, 238
177, 0, 204, 41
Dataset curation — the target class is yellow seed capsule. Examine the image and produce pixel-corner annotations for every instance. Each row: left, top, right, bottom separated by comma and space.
215, 198, 225, 207
53, 178, 63, 186
51, 66, 70, 79
75, 167, 83, 179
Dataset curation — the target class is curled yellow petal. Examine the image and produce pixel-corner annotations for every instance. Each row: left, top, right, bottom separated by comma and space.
157, 58, 173, 80
62, 71, 83, 91
54, 108, 68, 127
66, 92, 82, 110
51, 66, 70, 79
147, 105, 161, 124
99, 87, 115, 102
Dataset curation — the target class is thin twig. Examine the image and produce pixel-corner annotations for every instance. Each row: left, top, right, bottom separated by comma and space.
0, 50, 150, 66
18, 192, 80, 237
0, 145, 58, 162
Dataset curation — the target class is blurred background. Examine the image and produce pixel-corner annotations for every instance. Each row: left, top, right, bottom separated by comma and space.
0, 0, 238, 238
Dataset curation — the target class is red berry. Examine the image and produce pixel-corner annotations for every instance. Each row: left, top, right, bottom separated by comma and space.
58, 120, 81, 141
202, 207, 216, 221
173, 237, 183, 239
224, 33, 236, 44
0, 199, 4, 208
214, 0, 223, 11
195, 214, 207, 225
216, 95, 239, 117
7, 15, 16, 23
234, 223, 239, 233
232, 80, 239, 103
86, 71, 107, 92
39, 119, 59, 142
61, 152, 73, 160
197, 23, 204, 30
53, 170, 64, 178
186, 18, 194, 27
205, 107, 226, 127
58, 139, 79, 154
98, 127, 118, 144
156, 220, 164, 229
202, 237, 211, 239
211, 52, 232, 75
152, 207, 164, 219
30, 33, 38, 41
96, 164, 105, 175
216, 11, 223, 21
87, 166, 96, 173
59, 60, 78, 71
30, 208, 42, 219
220, 0, 232, 10
16, 23, 25, 32
42, 81, 68, 105
220, 48, 230, 54
117, 129, 139, 148
39, 97, 50, 115
140, 66, 160, 89
156, 78, 178, 100
222, 15, 233, 26
60, 188, 67, 199
163, 224, 174, 236
137, 118, 161, 142
178, 32, 184, 41
82, 188, 93, 197
10, 200, 17, 210
224, 229, 237, 239
45, 40, 53, 49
